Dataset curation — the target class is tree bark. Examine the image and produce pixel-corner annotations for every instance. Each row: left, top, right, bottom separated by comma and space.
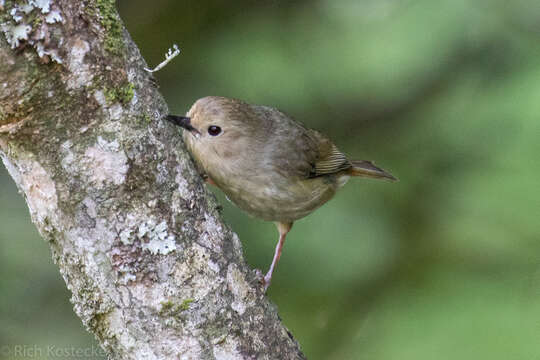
0, 1, 305, 359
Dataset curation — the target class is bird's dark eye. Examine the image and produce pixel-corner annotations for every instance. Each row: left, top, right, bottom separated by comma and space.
208, 125, 222, 136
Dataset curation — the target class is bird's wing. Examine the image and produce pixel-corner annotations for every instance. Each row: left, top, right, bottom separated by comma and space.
252, 105, 351, 179
306, 129, 352, 178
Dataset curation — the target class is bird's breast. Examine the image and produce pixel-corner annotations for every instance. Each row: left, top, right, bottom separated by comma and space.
212, 169, 340, 222
185, 133, 341, 222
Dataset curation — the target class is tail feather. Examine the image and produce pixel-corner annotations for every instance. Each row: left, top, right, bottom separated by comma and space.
348, 160, 397, 181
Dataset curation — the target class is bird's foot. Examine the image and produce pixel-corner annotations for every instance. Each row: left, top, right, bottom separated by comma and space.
253, 269, 270, 293
262, 273, 272, 292
254, 268, 264, 280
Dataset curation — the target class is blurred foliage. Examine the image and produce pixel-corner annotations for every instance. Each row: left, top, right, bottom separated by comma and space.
2, 0, 540, 359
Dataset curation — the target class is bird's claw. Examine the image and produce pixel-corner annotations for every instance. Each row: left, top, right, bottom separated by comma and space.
253, 269, 270, 293
254, 268, 264, 280
262, 274, 271, 292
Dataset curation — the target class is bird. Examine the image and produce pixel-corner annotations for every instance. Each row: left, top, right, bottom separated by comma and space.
166, 96, 396, 291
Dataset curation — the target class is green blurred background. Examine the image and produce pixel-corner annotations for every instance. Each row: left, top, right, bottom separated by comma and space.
2, 0, 540, 359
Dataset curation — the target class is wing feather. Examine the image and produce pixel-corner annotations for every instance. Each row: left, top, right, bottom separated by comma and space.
251, 104, 351, 179
313, 144, 351, 176
307, 130, 351, 178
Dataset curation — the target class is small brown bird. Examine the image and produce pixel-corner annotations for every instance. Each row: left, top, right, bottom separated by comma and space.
167, 96, 396, 290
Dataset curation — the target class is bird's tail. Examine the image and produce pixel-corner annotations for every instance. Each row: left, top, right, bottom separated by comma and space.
348, 160, 397, 181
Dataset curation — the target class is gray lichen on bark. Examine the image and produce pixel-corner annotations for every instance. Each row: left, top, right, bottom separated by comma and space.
0, 1, 305, 359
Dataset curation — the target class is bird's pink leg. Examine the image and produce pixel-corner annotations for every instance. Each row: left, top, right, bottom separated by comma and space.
263, 222, 293, 291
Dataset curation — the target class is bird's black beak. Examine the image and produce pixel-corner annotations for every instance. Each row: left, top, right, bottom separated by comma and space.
166, 115, 200, 135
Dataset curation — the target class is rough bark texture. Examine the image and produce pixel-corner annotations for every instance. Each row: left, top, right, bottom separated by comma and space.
0, 1, 305, 359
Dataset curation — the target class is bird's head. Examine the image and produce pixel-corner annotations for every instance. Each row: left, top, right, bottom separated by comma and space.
166, 96, 266, 175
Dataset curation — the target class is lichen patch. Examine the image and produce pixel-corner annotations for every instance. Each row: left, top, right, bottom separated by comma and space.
66, 38, 92, 89
197, 213, 226, 253
1, 23, 32, 48
139, 220, 177, 255
108, 103, 123, 120
84, 136, 128, 188
110, 216, 178, 284
45, 9, 62, 23
31, 0, 52, 13
1, 0, 64, 62
93, 90, 107, 107
226, 264, 255, 315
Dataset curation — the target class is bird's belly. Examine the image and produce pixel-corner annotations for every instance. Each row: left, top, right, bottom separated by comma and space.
218, 175, 339, 222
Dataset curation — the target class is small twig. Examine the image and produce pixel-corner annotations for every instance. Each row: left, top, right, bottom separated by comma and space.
144, 44, 181, 73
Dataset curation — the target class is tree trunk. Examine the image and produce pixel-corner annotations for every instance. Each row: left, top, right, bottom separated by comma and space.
0, 1, 305, 359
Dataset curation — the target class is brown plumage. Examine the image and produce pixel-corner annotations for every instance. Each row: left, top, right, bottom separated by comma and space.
167, 96, 396, 290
